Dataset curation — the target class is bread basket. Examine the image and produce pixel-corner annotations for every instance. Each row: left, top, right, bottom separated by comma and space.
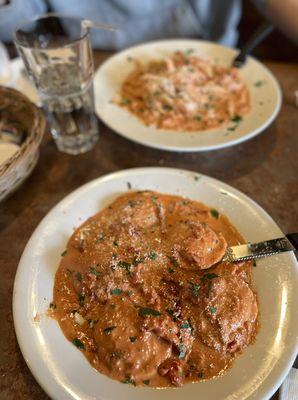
0, 86, 46, 201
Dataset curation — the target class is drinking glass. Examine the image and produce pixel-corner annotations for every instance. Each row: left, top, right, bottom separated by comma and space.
14, 15, 100, 155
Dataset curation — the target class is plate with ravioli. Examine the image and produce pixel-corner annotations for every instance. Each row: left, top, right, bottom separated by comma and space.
13, 167, 298, 400
94, 39, 281, 151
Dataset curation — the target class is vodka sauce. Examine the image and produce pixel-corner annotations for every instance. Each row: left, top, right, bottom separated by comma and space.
116, 52, 250, 131
52, 192, 258, 387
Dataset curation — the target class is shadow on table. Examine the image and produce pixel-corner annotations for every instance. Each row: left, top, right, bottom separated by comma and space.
98, 119, 278, 183
0, 120, 278, 236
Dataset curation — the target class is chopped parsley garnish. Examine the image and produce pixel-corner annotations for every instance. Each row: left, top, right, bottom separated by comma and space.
180, 322, 190, 329
121, 98, 131, 105
182, 200, 190, 205
96, 233, 105, 243
104, 326, 116, 334
189, 282, 200, 296
168, 267, 174, 273
72, 338, 84, 349
178, 344, 187, 360
254, 80, 264, 87
163, 104, 173, 111
185, 48, 194, 55
166, 308, 178, 322
49, 302, 56, 309
78, 294, 85, 306
111, 350, 122, 359
201, 273, 219, 283
143, 379, 150, 385
148, 252, 157, 260
119, 260, 134, 276
118, 260, 131, 270
61, 250, 67, 257
90, 267, 102, 277
194, 174, 201, 181
151, 195, 158, 204
153, 91, 161, 96
87, 319, 97, 329
194, 115, 201, 121
126, 181, 132, 190
129, 336, 137, 343
209, 306, 217, 314
231, 115, 242, 123
253, 260, 257, 267
132, 256, 144, 266
110, 288, 123, 295
113, 240, 119, 247
146, 96, 154, 108
138, 307, 161, 317
122, 376, 135, 385
188, 318, 195, 336
75, 272, 82, 282
227, 125, 237, 131
168, 255, 179, 268
197, 372, 204, 378
210, 208, 219, 219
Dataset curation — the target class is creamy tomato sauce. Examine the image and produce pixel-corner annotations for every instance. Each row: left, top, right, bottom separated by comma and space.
116, 52, 250, 131
53, 191, 258, 387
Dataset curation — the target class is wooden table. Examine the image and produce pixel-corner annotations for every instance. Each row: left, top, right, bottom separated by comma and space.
0, 52, 297, 399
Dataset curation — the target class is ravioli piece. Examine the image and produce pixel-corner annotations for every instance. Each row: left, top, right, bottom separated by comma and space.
52, 191, 258, 387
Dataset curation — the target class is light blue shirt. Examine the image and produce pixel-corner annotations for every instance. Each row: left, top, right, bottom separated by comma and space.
0, 0, 244, 48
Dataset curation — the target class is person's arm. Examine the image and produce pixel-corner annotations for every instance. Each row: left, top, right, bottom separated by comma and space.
254, 0, 298, 44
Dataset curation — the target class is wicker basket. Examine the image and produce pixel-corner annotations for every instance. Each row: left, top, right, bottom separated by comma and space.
0, 86, 46, 201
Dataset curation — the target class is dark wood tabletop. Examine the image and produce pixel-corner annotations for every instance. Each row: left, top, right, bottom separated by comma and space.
0, 52, 297, 399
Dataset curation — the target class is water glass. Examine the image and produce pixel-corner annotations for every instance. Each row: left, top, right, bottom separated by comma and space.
14, 15, 99, 155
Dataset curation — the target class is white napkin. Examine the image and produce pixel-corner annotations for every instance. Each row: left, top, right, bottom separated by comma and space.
0, 41, 11, 84
280, 368, 298, 400
0, 44, 39, 106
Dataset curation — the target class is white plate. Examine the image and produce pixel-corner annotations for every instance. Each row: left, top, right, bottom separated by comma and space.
13, 167, 298, 400
94, 40, 282, 152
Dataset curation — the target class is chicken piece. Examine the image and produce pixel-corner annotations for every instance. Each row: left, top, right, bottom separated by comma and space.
142, 314, 194, 365
121, 194, 158, 229
179, 223, 227, 269
215, 261, 252, 284
197, 275, 258, 353
142, 314, 180, 347
93, 302, 172, 382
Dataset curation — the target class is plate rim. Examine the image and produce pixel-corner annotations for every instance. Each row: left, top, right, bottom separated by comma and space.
13, 166, 298, 400
94, 39, 282, 152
